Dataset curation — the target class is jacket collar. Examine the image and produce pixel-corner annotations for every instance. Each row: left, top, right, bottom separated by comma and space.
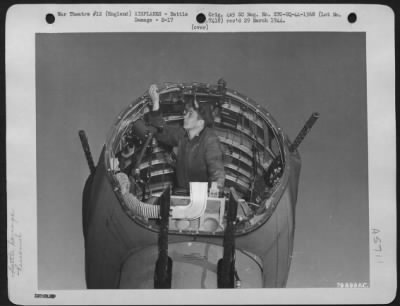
185, 126, 207, 141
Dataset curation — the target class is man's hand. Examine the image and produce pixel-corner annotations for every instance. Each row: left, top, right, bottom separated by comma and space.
149, 84, 160, 111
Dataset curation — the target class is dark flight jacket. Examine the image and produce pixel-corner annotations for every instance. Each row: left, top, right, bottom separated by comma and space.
148, 110, 225, 191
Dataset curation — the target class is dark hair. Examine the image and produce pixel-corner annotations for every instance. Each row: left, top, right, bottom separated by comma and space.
184, 98, 215, 127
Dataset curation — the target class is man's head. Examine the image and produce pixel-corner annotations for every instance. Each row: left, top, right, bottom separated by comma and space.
183, 98, 214, 131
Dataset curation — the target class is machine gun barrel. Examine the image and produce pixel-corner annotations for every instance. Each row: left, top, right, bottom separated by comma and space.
289, 112, 319, 152
154, 186, 173, 288
78, 130, 96, 175
217, 187, 239, 288
264, 112, 319, 188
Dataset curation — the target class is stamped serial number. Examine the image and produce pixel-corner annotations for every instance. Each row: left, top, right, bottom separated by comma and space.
337, 282, 368, 288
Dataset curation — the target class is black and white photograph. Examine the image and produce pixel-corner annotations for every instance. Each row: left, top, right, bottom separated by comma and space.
6, 4, 396, 305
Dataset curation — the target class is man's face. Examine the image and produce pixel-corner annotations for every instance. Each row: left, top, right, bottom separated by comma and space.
183, 106, 203, 130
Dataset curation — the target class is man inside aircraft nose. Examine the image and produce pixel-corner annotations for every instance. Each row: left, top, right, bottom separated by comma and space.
147, 84, 225, 195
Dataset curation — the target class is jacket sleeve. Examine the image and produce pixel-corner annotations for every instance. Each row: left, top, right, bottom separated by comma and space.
204, 134, 225, 190
147, 110, 185, 147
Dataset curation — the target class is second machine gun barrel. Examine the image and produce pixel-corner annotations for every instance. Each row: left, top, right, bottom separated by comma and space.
264, 112, 320, 188
289, 112, 320, 153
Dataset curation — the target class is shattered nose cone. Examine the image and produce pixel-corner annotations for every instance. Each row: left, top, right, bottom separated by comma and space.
82, 80, 307, 289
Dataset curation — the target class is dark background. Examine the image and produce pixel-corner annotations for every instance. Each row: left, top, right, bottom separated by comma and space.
35, 32, 369, 289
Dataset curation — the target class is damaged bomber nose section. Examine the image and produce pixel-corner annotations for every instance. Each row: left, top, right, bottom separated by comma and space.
80, 79, 318, 289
